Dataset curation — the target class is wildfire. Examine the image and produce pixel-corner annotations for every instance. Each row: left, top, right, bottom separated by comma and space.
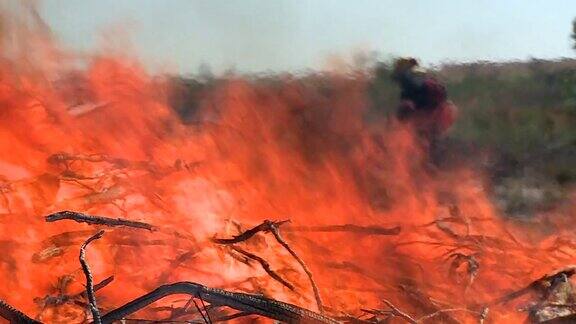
0, 4, 575, 324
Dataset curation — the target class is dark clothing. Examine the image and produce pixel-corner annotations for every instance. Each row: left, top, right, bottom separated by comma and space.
394, 71, 457, 164
397, 73, 448, 117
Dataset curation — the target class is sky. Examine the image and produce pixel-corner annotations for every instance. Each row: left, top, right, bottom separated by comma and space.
39, 0, 576, 74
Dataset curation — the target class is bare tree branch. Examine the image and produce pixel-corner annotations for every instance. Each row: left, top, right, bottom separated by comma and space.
229, 245, 296, 291
285, 224, 401, 236
80, 230, 105, 324
0, 298, 41, 323
46, 210, 155, 231
212, 219, 324, 313
211, 220, 289, 244
382, 299, 417, 324
268, 222, 324, 314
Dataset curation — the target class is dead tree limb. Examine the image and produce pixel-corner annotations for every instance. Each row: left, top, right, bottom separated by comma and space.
269, 222, 324, 314
198, 293, 212, 324
213, 219, 324, 313
211, 220, 289, 244
213, 311, 252, 322
80, 230, 105, 324
229, 246, 296, 291
99, 281, 339, 324
36, 275, 114, 310
285, 224, 401, 236
381, 299, 417, 324
416, 308, 480, 322
192, 299, 209, 324
79, 276, 114, 299
46, 211, 155, 231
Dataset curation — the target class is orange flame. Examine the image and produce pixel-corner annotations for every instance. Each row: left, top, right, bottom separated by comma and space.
0, 5, 574, 323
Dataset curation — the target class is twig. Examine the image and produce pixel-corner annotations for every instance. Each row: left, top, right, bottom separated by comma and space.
80, 230, 105, 324
79, 276, 114, 299
382, 299, 417, 324
416, 308, 480, 322
398, 284, 460, 324
229, 246, 296, 291
192, 299, 209, 324
213, 311, 252, 322
268, 222, 324, 314
99, 281, 339, 324
36, 275, 115, 309
213, 219, 324, 313
285, 224, 401, 236
211, 220, 289, 244
46, 210, 155, 231
447, 253, 480, 292
198, 293, 212, 324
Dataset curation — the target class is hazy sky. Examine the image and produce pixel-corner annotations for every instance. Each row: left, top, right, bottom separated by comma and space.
40, 0, 576, 74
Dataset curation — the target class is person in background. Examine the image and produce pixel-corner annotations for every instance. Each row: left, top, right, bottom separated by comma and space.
392, 57, 458, 163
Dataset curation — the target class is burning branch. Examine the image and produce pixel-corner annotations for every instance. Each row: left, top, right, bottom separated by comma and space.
229, 245, 296, 291
45, 210, 155, 231
212, 311, 252, 322
447, 253, 480, 291
35, 275, 114, 313
192, 297, 211, 324
81, 276, 114, 299
79, 230, 105, 324
99, 281, 339, 324
491, 265, 576, 305
212, 219, 289, 244
366, 301, 483, 324
479, 307, 489, 324
213, 219, 324, 313
381, 299, 417, 323
268, 222, 324, 314
285, 224, 401, 236
416, 308, 484, 322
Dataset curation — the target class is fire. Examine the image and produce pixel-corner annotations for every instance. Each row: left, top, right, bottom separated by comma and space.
0, 4, 575, 324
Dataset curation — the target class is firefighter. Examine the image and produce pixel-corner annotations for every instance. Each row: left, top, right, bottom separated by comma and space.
391, 57, 457, 162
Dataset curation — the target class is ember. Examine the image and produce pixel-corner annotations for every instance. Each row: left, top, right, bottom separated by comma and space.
0, 3, 575, 324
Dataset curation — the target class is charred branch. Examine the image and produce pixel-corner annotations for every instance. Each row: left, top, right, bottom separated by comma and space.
80, 276, 114, 299
268, 222, 324, 313
192, 298, 210, 324
212, 219, 324, 313
381, 299, 417, 324
80, 230, 105, 324
212, 311, 252, 322
45, 210, 155, 231
211, 219, 289, 244
285, 224, 401, 236
99, 281, 339, 324
229, 245, 296, 291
